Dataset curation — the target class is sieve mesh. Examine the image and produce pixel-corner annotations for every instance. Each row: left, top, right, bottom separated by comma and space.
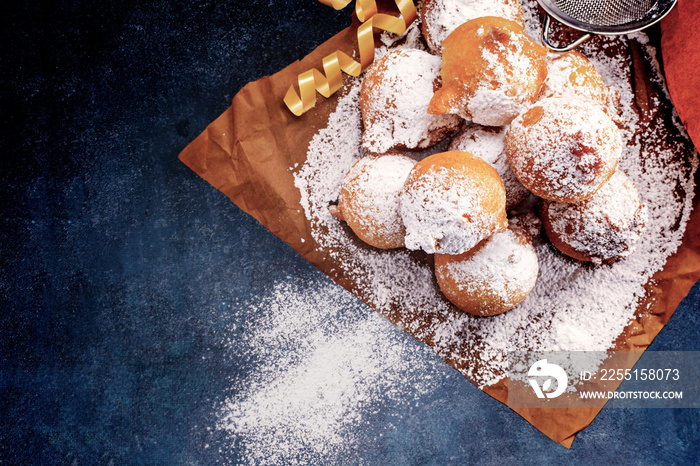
552, 0, 658, 27
538, 0, 676, 51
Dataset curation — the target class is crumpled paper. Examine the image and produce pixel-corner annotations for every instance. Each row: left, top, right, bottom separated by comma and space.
179, 5, 700, 448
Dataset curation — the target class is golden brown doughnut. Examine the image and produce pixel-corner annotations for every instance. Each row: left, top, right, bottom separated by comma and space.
434, 223, 539, 316
360, 48, 462, 154
541, 170, 648, 264
541, 51, 622, 124
505, 96, 622, 203
398, 150, 507, 254
428, 17, 548, 127
331, 152, 417, 249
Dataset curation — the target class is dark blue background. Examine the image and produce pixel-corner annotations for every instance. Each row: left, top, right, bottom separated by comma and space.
1, 1, 698, 464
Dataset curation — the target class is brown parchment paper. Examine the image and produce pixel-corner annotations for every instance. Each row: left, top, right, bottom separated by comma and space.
179, 9, 700, 449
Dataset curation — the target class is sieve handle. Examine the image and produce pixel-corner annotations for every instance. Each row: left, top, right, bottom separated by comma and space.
541, 14, 592, 52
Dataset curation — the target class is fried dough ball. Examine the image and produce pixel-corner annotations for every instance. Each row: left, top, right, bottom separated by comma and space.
399, 150, 508, 254
541, 51, 622, 124
541, 170, 648, 264
421, 0, 525, 54
330, 152, 417, 249
448, 124, 530, 210
360, 49, 462, 154
428, 17, 548, 127
505, 97, 622, 202
434, 222, 539, 316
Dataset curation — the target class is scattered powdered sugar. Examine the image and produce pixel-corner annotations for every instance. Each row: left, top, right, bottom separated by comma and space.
520, 0, 543, 42
216, 277, 451, 464
296, 81, 365, 216
380, 12, 427, 51
361, 48, 461, 153
422, 0, 524, 53
293, 13, 697, 391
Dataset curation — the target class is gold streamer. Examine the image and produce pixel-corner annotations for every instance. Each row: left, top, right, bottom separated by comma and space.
318, 0, 353, 9
284, 0, 417, 116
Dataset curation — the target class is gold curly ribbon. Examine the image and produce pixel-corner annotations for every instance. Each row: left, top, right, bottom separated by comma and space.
318, 0, 353, 9
284, 0, 417, 116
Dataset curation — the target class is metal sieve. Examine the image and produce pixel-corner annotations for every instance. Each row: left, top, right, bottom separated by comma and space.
537, 0, 678, 51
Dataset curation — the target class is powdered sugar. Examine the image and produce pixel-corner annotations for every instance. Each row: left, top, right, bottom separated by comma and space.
422, 0, 524, 53
218, 2, 699, 459
467, 88, 521, 127
399, 153, 507, 254
292, 24, 697, 390
361, 48, 461, 153
468, 33, 538, 125
217, 278, 451, 463
335, 153, 416, 248
437, 228, 539, 308
545, 170, 648, 264
448, 124, 530, 210
505, 96, 622, 202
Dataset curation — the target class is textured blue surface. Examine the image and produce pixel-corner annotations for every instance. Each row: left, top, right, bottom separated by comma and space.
1, 1, 699, 464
